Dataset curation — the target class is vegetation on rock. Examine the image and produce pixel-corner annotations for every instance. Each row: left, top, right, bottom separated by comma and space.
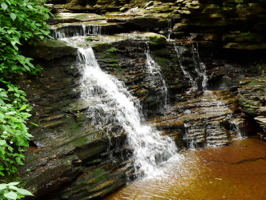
0, 0, 51, 181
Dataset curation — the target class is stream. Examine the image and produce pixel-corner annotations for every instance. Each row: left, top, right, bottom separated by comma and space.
105, 137, 266, 200
47, 21, 266, 200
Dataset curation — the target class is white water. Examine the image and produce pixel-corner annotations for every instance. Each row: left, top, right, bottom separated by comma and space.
78, 46, 177, 177
51, 24, 104, 39
174, 45, 198, 92
145, 45, 168, 109
190, 41, 208, 91
53, 25, 178, 177
174, 42, 208, 92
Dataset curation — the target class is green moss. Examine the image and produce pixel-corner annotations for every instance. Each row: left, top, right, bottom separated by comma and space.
148, 35, 166, 46
92, 42, 109, 52
155, 57, 170, 72
42, 39, 69, 47
107, 48, 120, 53
95, 168, 110, 182
86, 36, 94, 42
72, 136, 89, 147
150, 5, 171, 13
105, 57, 119, 63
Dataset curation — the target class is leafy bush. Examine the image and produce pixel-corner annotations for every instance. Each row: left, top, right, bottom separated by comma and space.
0, 82, 33, 176
0, 0, 51, 77
0, 182, 34, 200
0, 0, 51, 176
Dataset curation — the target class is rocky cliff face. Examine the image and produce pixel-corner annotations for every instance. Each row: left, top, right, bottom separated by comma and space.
17, 0, 266, 199
47, 0, 266, 50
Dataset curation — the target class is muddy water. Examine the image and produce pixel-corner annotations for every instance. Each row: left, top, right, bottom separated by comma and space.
105, 138, 266, 200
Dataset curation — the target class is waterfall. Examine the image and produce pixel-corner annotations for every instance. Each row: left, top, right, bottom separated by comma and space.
77, 46, 177, 177
174, 42, 208, 92
145, 44, 168, 110
191, 42, 208, 91
53, 23, 177, 177
174, 45, 198, 93
51, 24, 104, 39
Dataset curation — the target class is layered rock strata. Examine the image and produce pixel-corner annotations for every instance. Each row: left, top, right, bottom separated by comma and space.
14, 0, 266, 199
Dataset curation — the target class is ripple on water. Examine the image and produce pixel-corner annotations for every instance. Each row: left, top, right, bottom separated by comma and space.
104, 137, 266, 200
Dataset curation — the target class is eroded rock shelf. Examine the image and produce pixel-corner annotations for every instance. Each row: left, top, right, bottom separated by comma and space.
17, 0, 266, 199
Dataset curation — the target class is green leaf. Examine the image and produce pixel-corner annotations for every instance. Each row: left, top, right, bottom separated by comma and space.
19, 104, 27, 111
24, 64, 30, 71
1, 2, 8, 10
5, 111, 16, 115
22, 139, 29, 147
0, 140, 7, 146
15, 157, 24, 165
4, 191, 17, 200
10, 13, 16, 21
16, 188, 34, 196
7, 145, 13, 152
30, 122, 38, 127
1, 107, 8, 112
0, 99, 4, 105
0, 91, 8, 98
27, 4, 33, 9
0, 183, 7, 190
7, 86, 14, 92
7, 182, 19, 186
9, 185, 19, 190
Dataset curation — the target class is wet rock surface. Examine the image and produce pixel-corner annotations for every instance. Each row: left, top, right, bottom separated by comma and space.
150, 90, 242, 148
239, 76, 266, 139
18, 52, 135, 199
15, 0, 266, 199
47, 0, 266, 50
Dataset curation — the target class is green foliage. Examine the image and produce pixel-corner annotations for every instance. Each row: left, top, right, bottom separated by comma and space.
0, 0, 51, 78
0, 81, 33, 176
0, 0, 51, 177
0, 182, 34, 200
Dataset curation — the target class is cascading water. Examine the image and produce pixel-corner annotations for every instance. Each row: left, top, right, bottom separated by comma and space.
145, 44, 168, 110
174, 44, 198, 92
191, 41, 208, 91
174, 42, 208, 92
54, 26, 178, 177
78, 46, 177, 177
51, 23, 106, 39
167, 19, 173, 40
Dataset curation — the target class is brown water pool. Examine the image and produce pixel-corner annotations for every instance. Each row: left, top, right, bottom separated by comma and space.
104, 138, 266, 200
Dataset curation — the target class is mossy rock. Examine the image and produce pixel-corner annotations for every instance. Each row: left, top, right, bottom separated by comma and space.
148, 34, 166, 46
27, 39, 77, 60
107, 48, 120, 53
92, 42, 109, 52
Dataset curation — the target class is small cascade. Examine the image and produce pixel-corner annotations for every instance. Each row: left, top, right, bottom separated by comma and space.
167, 19, 173, 40
49, 20, 124, 39
76, 46, 177, 177
145, 44, 168, 110
190, 41, 208, 91
174, 44, 198, 92
183, 122, 201, 150
174, 41, 208, 92
230, 119, 245, 140
51, 24, 104, 39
